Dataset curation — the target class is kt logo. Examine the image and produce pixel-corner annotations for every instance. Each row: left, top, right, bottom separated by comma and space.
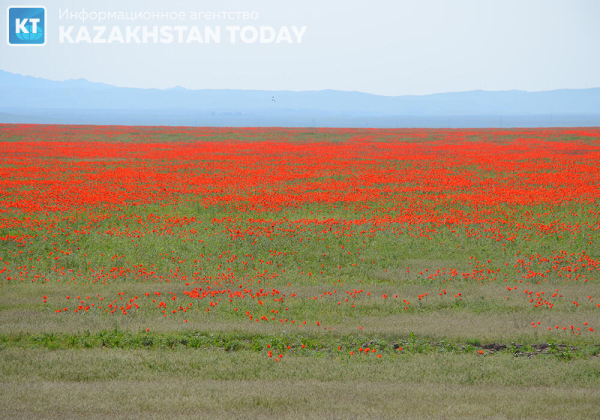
7, 6, 46, 46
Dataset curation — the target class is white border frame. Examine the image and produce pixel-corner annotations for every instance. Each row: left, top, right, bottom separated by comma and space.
6, 5, 47, 47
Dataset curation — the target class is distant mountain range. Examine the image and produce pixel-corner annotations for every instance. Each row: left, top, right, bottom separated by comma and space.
1, 70, 599, 127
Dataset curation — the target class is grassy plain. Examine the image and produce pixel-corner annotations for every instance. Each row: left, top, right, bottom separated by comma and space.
1, 126, 600, 418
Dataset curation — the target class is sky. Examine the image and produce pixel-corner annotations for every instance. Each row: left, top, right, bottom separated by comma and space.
1, 0, 599, 96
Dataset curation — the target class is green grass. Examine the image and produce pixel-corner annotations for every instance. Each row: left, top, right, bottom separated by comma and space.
2, 128, 600, 417
1, 201, 599, 417
2, 348, 600, 418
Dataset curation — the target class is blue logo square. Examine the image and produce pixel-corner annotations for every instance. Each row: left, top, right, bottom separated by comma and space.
7, 6, 46, 46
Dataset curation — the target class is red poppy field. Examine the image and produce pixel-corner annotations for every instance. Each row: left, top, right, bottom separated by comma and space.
1, 124, 600, 417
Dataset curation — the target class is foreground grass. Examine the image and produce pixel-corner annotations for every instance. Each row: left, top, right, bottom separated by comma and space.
2, 348, 600, 419
3, 329, 600, 359
2, 278, 598, 346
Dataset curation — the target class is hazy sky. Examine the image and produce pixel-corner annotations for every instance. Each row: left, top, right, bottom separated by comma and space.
1, 0, 599, 95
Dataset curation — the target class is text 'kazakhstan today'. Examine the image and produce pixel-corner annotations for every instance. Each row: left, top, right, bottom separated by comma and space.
59, 25, 308, 44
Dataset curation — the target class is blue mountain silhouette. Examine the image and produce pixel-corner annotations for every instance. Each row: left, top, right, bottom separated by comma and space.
1, 70, 599, 127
